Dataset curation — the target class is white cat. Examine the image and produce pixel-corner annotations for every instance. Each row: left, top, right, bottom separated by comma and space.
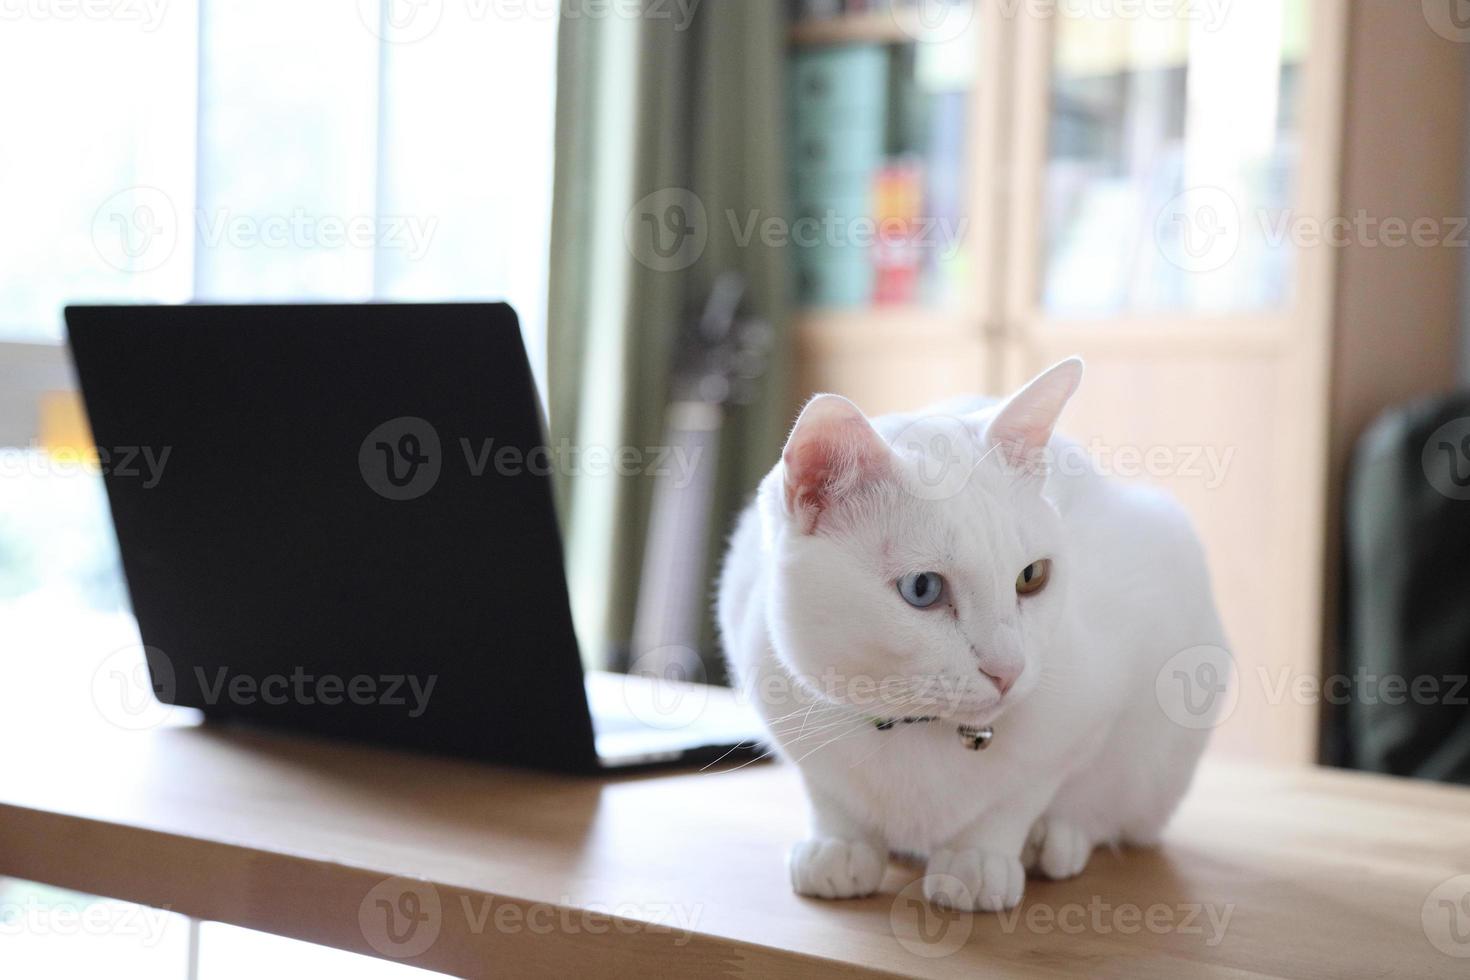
716, 358, 1227, 912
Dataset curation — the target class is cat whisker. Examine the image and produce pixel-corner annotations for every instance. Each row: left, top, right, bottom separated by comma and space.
761, 699, 848, 727
704, 744, 783, 776
699, 737, 772, 773
790, 716, 880, 766
770, 707, 881, 744
699, 702, 893, 775
768, 692, 932, 749
967, 439, 1004, 480
713, 687, 942, 777
768, 688, 932, 738
848, 730, 901, 768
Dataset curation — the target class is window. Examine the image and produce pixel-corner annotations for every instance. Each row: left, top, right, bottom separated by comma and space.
0, 6, 558, 969
0, 0, 559, 615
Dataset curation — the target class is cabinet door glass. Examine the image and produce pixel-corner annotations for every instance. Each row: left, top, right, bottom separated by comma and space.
1041, 1, 1307, 317
787, 8, 979, 311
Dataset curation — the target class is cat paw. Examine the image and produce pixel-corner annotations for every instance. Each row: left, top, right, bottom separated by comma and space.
789, 839, 885, 899
1022, 817, 1092, 880
923, 849, 1025, 911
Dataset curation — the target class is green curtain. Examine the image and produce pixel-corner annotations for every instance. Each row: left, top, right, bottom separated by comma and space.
546, 0, 792, 678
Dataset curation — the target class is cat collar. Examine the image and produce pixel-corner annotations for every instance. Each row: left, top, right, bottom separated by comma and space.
870, 716, 994, 751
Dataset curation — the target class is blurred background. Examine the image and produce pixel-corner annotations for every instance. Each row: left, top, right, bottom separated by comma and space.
3, 0, 1470, 970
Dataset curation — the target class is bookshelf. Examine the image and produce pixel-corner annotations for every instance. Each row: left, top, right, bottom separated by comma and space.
788, 9, 923, 47
785, 2, 990, 405
781, 1, 1465, 770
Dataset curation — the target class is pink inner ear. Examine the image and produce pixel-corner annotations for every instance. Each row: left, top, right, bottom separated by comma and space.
781, 397, 888, 532
990, 404, 1058, 469
986, 358, 1083, 472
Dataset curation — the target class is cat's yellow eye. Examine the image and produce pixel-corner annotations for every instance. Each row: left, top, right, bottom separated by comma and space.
1016, 559, 1051, 596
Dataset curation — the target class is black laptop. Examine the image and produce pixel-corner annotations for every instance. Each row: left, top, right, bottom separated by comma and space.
65, 302, 763, 772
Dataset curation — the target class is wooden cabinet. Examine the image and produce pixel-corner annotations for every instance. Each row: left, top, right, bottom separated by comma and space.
786, 2, 1465, 764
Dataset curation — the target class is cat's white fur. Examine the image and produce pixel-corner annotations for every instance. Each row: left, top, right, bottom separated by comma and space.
716, 359, 1226, 911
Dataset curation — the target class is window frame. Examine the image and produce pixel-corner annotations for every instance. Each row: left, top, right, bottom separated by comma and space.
0, 343, 73, 448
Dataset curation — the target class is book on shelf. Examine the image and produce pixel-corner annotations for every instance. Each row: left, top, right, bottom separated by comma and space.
792, 1, 923, 23
790, 44, 889, 308
786, 24, 974, 309
872, 159, 925, 305
792, 0, 843, 21
922, 88, 968, 306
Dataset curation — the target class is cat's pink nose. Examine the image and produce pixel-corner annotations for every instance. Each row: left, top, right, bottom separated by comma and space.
981, 666, 1018, 695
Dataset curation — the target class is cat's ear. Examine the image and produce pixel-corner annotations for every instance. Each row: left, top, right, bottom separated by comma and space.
782, 394, 890, 533
985, 357, 1084, 473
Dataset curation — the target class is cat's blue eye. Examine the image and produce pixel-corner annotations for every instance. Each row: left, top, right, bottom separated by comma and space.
897, 571, 944, 609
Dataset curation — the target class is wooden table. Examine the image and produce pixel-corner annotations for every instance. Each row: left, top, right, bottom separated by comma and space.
2, 716, 1469, 979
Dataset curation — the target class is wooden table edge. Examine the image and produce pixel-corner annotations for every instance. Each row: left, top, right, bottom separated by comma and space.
0, 801, 899, 979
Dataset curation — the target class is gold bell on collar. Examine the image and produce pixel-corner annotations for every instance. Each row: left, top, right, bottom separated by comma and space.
957, 724, 994, 751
